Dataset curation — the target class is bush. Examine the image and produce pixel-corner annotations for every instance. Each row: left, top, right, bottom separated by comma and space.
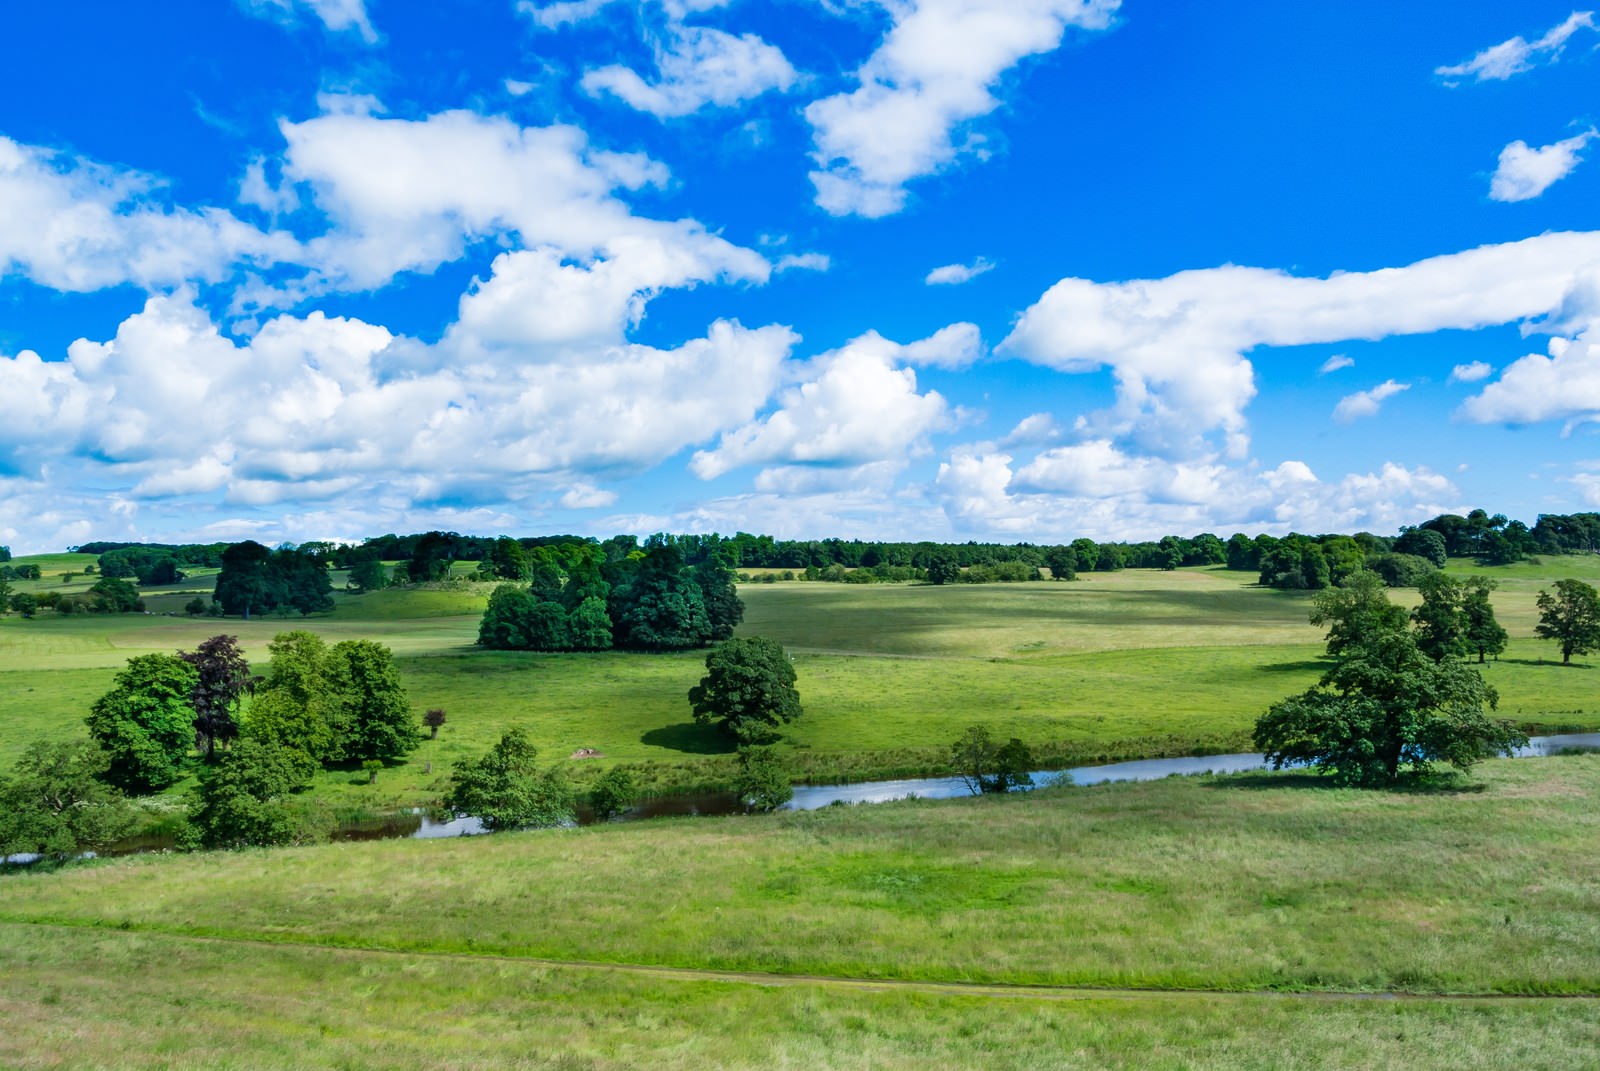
734, 746, 792, 812
589, 766, 637, 821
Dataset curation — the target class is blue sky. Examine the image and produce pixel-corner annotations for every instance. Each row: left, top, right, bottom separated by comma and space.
3, 1, 1600, 553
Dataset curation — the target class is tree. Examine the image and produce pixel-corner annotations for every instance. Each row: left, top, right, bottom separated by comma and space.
1461, 577, 1508, 664
1254, 629, 1525, 786
1535, 579, 1600, 665
0, 739, 139, 859
423, 707, 447, 739
589, 766, 637, 821
688, 636, 802, 743
567, 595, 614, 651
949, 724, 1036, 795
1394, 528, 1448, 568
324, 639, 418, 764
925, 550, 960, 585
692, 557, 744, 642
183, 597, 207, 616
444, 728, 575, 831
733, 745, 792, 811
1308, 570, 1408, 657
9, 593, 37, 618
406, 530, 457, 583
184, 739, 318, 850
213, 540, 273, 619
346, 556, 388, 593
243, 631, 336, 773
1410, 572, 1468, 663
180, 635, 253, 760
1043, 546, 1076, 581
86, 576, 143, 613
85, 654, 198, 793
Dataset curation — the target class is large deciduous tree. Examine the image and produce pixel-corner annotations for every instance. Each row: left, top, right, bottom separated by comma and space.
1535, 579, 1600, 665
85, 654, 199, 793
324, 639, 418, 764
688, 636, 802, 744
443, 728, 574, 831
184, 739, 318, 850
0, 739, 139, 858
1255, 626, 1525, 786
949, 724, 1036, 795
180, 635, 253, 760
1461, 577, 1508, 664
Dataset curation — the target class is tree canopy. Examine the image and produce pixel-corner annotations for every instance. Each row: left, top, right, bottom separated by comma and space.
0, 739, 139, 858
443, 728, 575, 831
85, 654, 199, 793
1535, 579, 1600, 665
688, 636, 802, 744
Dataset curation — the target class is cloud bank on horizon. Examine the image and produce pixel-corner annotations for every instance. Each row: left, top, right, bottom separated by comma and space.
1, 1, 1599, 553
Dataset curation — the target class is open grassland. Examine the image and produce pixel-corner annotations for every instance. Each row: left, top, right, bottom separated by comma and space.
2, 924, 1597, 1071
6, 755, 1600, 995
4, 557, 1600, 799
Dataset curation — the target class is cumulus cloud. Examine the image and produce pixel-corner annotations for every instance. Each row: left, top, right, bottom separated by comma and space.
582, 25, 798, 118
1000, 232, 1600, 458
1318, 354, 1354, 374
0, 136, 297, 292
1460, 334, 1600, 430
240, 0, 379, 42
805, 0, 1119, 217
935, 446, 1459, 541
689, 328, 963, 480
1490, 130, 1595, 202
270, 109, 768, 313
0, 293, 798, 517
925, 257, 994, 285
1450, 360, 1493, 383
1436, 11, 1595, 84
1333, 380, 1409, 423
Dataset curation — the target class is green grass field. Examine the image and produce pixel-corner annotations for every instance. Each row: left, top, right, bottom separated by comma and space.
4, 556, 1600, 802
5, 756, 1600, 1068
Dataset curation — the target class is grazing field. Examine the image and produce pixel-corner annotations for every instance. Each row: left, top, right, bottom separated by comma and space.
5, 756, 1600, 1068
4, 557, 1600, 800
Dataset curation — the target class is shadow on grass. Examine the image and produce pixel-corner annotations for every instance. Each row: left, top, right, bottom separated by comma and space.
1256, 659, 1328, 675
1496, 657, 1593, 669
1203, 769, 1488, 795
641, 722, 735, 755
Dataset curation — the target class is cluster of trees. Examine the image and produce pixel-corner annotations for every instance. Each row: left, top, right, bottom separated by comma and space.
213, 541, 334, 618
1255, 571, 1526, 785
0, 563, 40, 580
98, 546, 187, 585
2, 632, 424, 861
478, 545, 742, 652
79, 541, 231, 567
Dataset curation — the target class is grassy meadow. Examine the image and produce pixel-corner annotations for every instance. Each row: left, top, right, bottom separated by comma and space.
5, 755, 1600, 1067
4, 554, 1600, 803
7, 552, 1600, 1067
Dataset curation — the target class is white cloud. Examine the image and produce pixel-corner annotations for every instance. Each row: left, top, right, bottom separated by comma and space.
805, 0, 1119, 217
1000, 232, 1600, 459
690, 328, 960, 480
901, 321, 983, 368
1001, 413, 1062, 447
0, 136, 296, 292
0, 294, 799, 515
935, 446, 1460, 541
1460, 334, 1600, 430
924, 256, 994, 285
240, 0, 379, 42
582, 25, 798, 118
559, 483, 619, 509
274, 109, 768, 300
1436, 11, 1595, 84
1333, 380, 1409, 423
1490, 130, 1595, 202
517, 0, 617, 29
1450, 360, 1493, 383
1318, 354, 1353, 374
775, 252, 830, 273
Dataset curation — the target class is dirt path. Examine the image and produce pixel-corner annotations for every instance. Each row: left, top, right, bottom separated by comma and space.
7, 919, 1597, 1004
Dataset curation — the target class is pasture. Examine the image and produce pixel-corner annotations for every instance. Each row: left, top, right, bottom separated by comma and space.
4, 557, 1600, 803
4, 754, 1600, 1068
